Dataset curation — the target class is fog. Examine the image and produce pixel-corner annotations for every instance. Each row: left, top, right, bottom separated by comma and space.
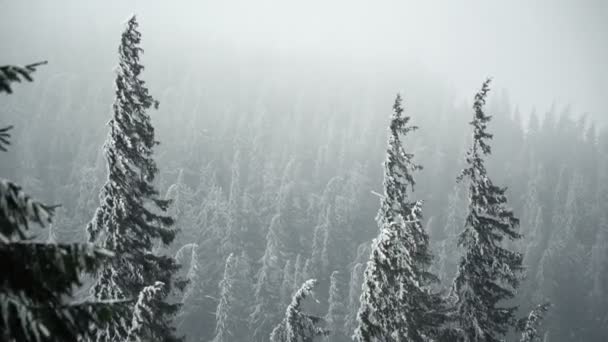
3, 0, 607, 119
2, 1, 608, 342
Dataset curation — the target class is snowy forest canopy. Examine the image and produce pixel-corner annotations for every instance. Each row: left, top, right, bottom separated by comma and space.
2, 5, 608, 342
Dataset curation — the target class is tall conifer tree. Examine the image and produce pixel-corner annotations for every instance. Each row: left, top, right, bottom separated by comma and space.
86, 16, 182, 342
447, 79, 523, 342
270, 279, 329, 342
355, 95, 442, 342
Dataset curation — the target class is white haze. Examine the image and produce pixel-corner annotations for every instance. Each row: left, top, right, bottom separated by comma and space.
1, 0, 607, 120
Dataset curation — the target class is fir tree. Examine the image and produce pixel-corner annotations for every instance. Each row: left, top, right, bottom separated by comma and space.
355, 94, 442, 342
212, 253, 238, 342
280, 259, 296, 308
270, 279, 329, 342
293, 254, 305, 294
0, 179, 124, 342
344, 263, 364, 337
307, 206, 330, 279
249, 214, 284, 341
222, 149, 242, 256
86, 16, 182, 342
325, 271, 347, 342
519, 303, 550, 342
126, 282, 166, 342
447, 79, 524, 342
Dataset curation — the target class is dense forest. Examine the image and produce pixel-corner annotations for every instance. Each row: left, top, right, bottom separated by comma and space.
2, 14, 608, 342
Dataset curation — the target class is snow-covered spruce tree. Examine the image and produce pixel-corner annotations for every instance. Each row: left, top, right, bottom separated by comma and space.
249, 214, 285, 341
212, 253, 238, 342
293, 254, 305, 294
446, 79, 524, 342
270, 279, 329, 342
126, 282, 165, 342
280, 259, 296, 308
354, 94, 442, 342
306, 206, 330, 280
519, 303, 550, 342
325, 271, 347, 342
221, 149, 242, 256
0, 178, 127, 342
86, 16, 182, 342
344, 263, 364, 337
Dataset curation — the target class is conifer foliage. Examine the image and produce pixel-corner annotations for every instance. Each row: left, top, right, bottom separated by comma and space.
355, 95, 441, 342
86, 16, 182, 342
325, 271, 347, 342
270, 279, 329, 342
0, 64, 122, 342
447, 79, 524, 342
126, 282, 166, 342
0, 61, 47, 94
212, 253, 238, 342
519, 303, 550, 342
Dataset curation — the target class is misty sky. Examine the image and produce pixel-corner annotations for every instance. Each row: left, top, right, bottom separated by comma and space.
2, 0, 607, 122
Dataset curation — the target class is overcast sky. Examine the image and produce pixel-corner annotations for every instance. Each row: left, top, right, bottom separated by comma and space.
2, 0, 607, 121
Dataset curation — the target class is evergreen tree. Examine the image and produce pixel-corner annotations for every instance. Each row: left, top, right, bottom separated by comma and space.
344, 263, 364, 337
0, 178, 124, 342
212, 253, 238, 342
447, 79, 523, 342
306, 206, 330, 279
270, 279, 329, 342
86, 16, 182, 342
519, 303, 550, 342
280, 259, 296, 308
355, 94, 442, 342
249, 214, 284, 341
325, 271, 347, 342
126, 282, 166, 342
293, 254, 305, 294
222, 149, 242, 256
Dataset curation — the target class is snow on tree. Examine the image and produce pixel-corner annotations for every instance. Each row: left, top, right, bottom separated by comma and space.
249, 214, 285, 341
174, 243, 199, 306
293, 254, 305, 294
355, 94, 442, 342
86, 15, 182, 342
325, 271, 347, 342
126, 282, 165, 342
447, 79, 524, 342
344, 263, 364, 337
0, 61, 126, 342
212, 253, 238, 342
280, 259, 296, 308
306, 206, 330, 279
0, 179, 127, 342
519, 303, 550, 342
222, 149, 242, 256
270, 279, 329, 342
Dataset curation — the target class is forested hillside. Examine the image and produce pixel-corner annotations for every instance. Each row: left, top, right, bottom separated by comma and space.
2, 12, 607, 342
